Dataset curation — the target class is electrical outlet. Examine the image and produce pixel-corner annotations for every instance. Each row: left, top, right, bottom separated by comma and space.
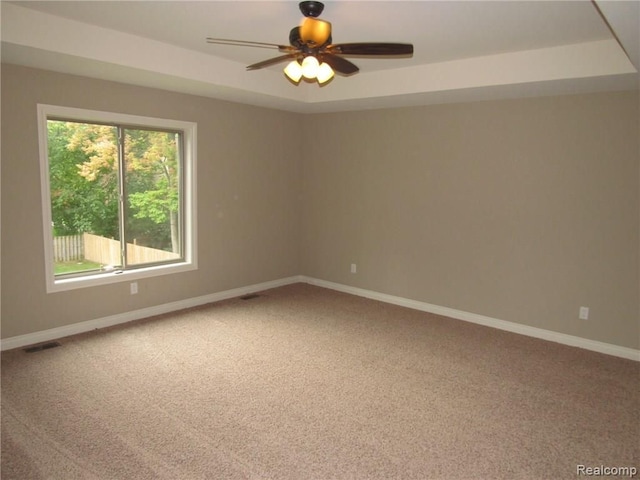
130, 282, 138, 295
350, 263, 357, 274
579, 306, 589, 320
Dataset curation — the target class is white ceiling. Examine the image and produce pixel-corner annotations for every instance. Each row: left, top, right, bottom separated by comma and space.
2, 0, 638, 113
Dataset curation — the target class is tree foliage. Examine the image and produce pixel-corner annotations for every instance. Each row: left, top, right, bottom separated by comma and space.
48, 121, 180, 253
48, 121, 119, 238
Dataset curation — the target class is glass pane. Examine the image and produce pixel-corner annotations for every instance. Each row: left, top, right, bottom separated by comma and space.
48, 120, 121, 276
123, 128, 182, 267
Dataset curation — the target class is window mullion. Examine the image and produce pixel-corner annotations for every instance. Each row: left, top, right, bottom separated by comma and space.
117, 126, 127, 269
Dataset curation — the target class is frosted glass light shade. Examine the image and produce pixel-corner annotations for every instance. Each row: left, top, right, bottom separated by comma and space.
316, 62, 334, 84
301, 56, 320, 79
284, 60, 303, 82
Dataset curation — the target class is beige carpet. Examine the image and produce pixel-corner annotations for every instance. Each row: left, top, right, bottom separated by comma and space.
2, 283, 638, 479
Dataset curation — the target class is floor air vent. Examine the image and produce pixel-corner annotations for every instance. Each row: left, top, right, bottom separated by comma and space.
24, 342, 62, 353
240, 293, 261, 300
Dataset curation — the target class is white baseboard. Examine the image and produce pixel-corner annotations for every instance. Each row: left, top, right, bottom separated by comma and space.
300, 276, 640, 362
3, 274, 638, 362
0, 276, 303, 352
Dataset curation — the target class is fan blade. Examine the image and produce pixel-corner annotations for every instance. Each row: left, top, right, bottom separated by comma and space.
326, 43, 414, 56
246, 54, 297, 70
206, 37, 293, 52
321, 53, 359, 75
299, 18, 332, 46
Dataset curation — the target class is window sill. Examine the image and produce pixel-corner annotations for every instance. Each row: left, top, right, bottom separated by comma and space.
47, 261, 196, 293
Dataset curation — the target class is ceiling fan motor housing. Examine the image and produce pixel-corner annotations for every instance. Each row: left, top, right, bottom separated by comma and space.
289, 27, 304, 48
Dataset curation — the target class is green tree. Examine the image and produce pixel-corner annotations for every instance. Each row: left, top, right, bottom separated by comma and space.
126, 130, 180, 253
48, 121, 119, 238
48, 121, 180, 253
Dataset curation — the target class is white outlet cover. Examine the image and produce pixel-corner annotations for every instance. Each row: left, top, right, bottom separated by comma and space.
579, 306, 589, 320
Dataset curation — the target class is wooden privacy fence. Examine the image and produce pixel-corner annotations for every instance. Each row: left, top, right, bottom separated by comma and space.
83, 233, 180, 265
53, 235, 84, 262
83, 233, 120, 266
53, 233, 179, 265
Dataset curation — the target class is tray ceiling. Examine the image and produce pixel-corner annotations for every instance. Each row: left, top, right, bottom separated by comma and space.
2, 1, 638, 113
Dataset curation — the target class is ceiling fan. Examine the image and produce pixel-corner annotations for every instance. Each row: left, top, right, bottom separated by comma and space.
206, 1, 414, 85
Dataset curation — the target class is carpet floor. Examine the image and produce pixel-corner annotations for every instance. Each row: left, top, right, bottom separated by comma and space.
1, 283, 638, 479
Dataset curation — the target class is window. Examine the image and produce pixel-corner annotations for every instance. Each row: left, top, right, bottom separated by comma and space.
38, 105, 197, 292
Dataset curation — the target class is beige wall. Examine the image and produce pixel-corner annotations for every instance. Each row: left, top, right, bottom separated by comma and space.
1, 64, 302, 338
301, 92, 639, 349
2, 64, 638, 350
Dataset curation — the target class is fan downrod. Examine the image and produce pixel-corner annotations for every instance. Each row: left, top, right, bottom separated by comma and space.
299, 1, 324, 18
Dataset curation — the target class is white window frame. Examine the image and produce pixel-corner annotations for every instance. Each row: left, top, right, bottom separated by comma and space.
37, 104, 198, 293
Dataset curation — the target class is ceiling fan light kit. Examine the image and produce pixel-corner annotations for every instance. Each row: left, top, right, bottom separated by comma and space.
285, 56, 335, 84
206, 1, 413, 86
